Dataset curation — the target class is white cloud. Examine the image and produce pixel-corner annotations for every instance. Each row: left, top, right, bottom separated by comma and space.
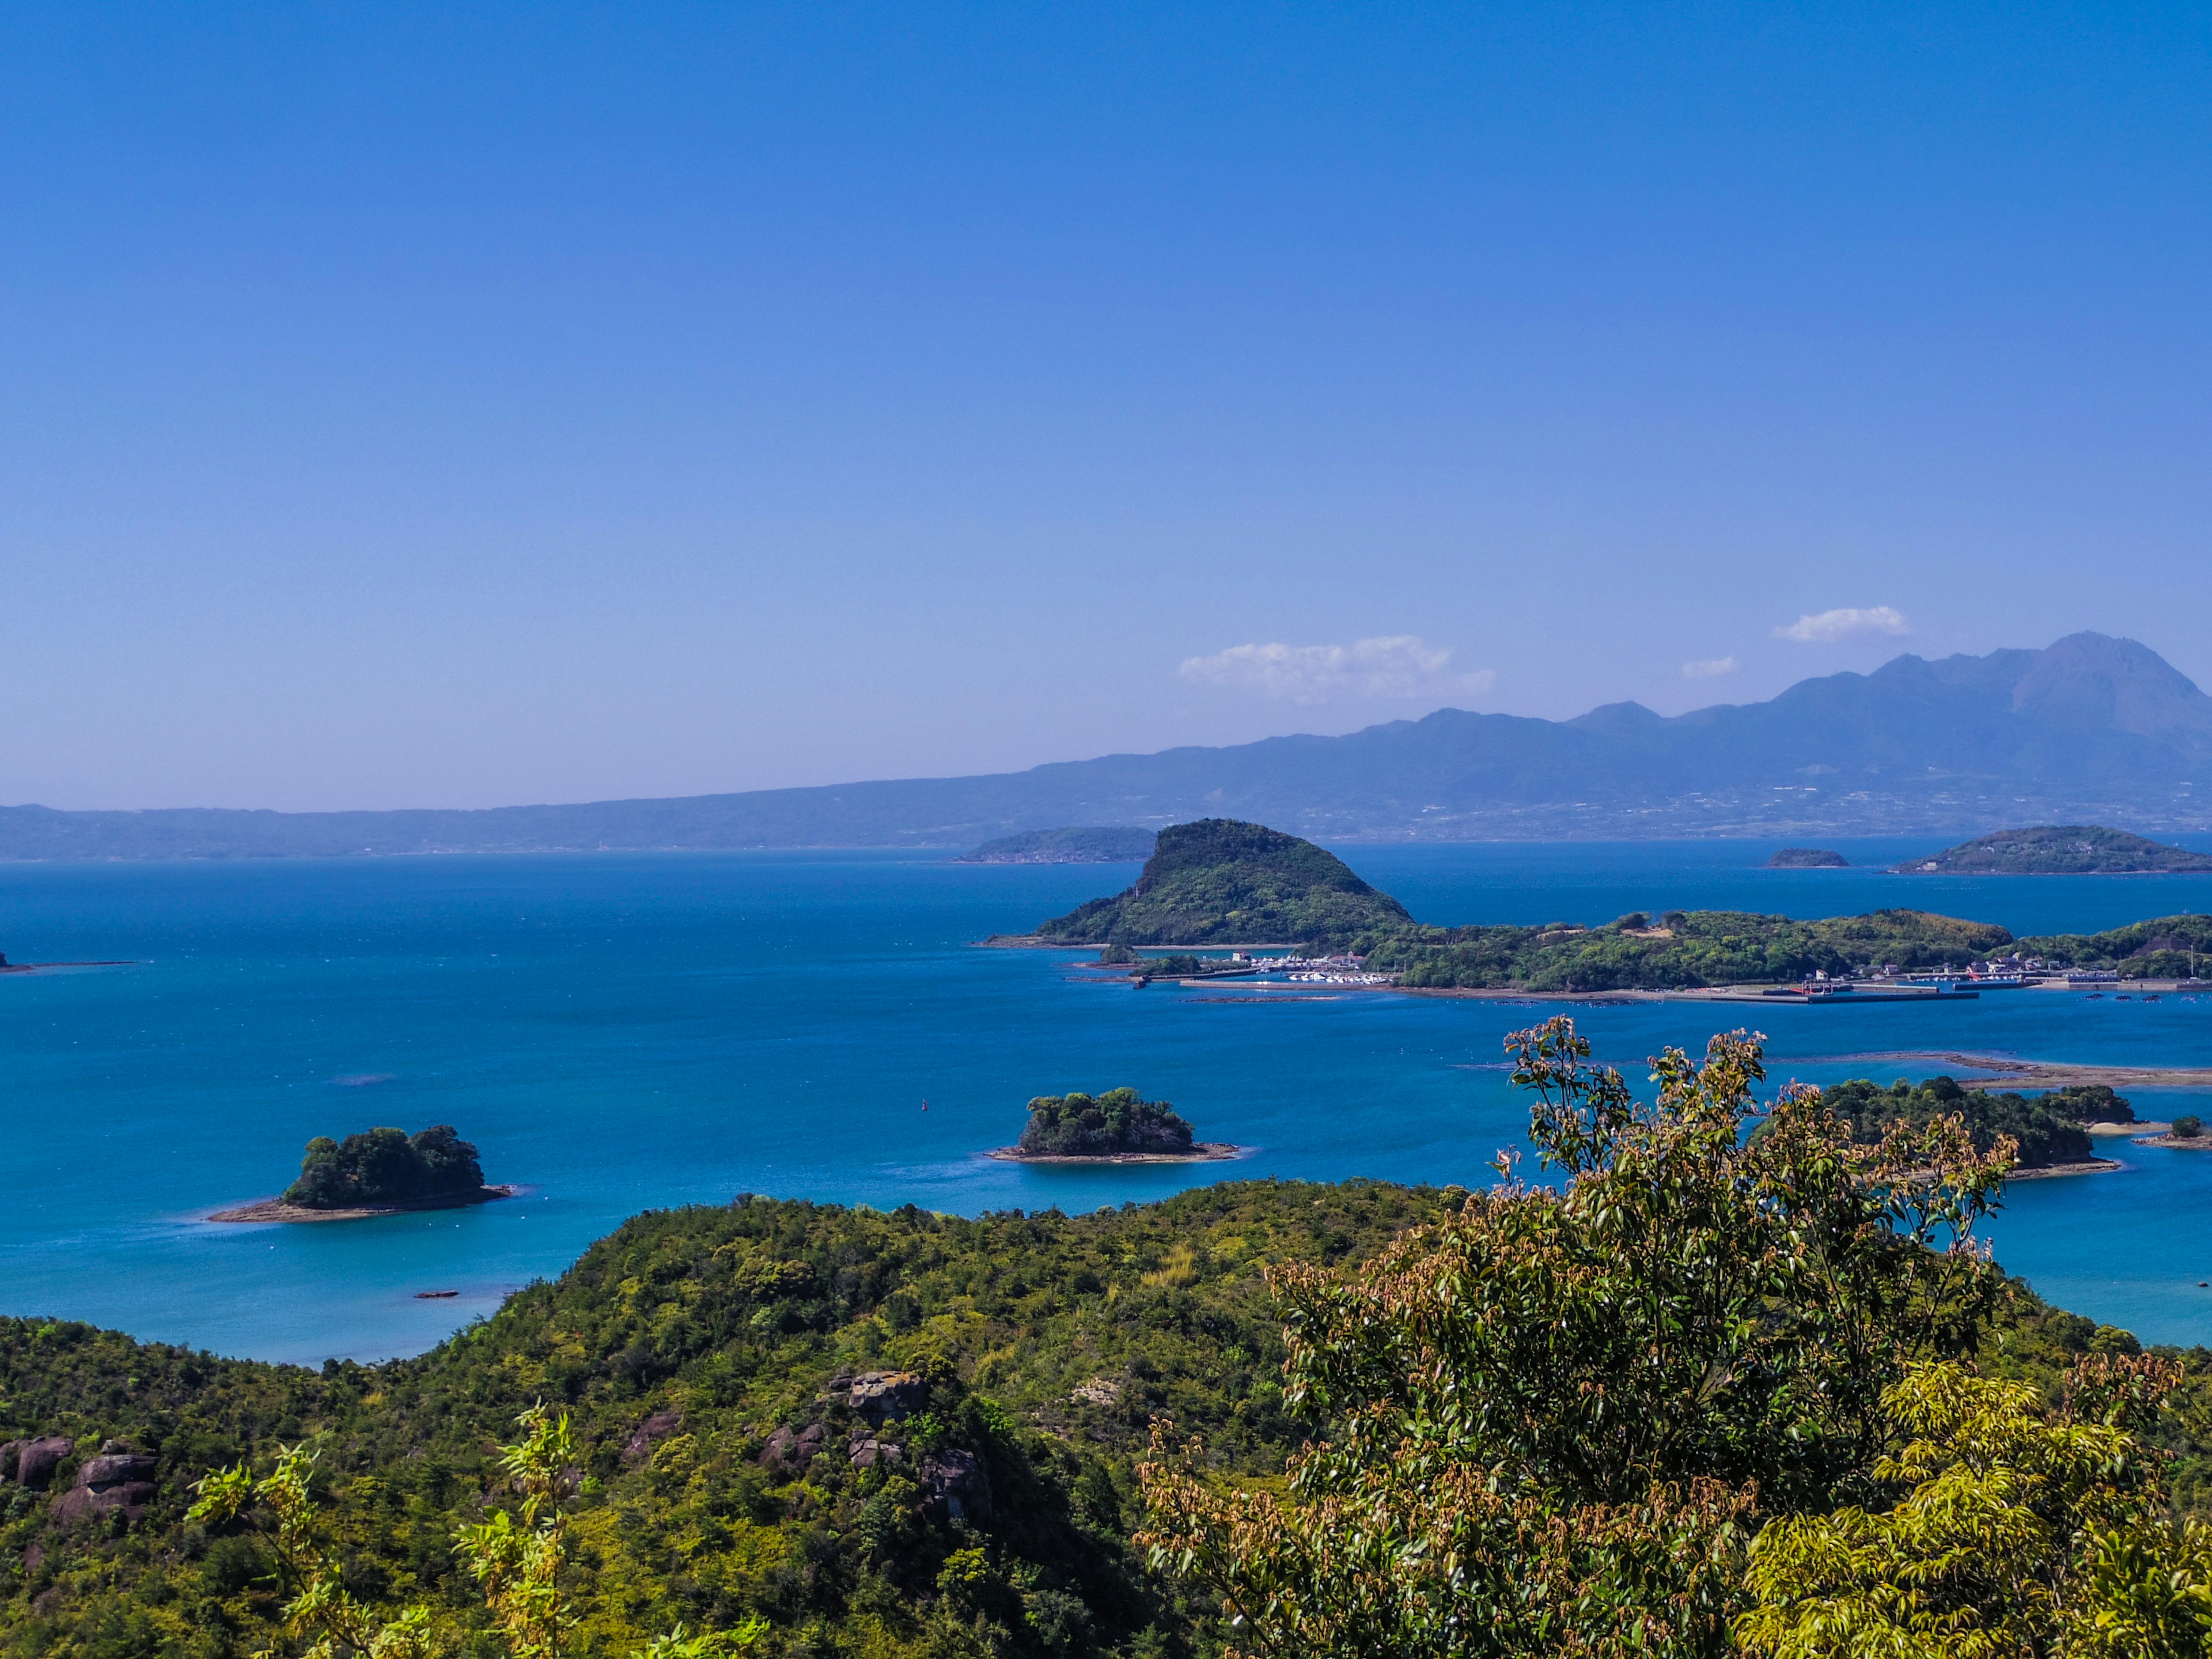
1774, 605, 1909, 643
1680, 656, 1740, 680
1179, 635, 1495, 705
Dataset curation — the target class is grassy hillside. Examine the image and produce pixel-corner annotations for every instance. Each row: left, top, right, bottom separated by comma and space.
1031, 820, 1410, 948
0, 1181, 1453, 1658
1363, 907, 2015, 991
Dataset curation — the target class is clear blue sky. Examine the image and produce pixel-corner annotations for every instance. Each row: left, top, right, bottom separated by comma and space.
4, 3, 2207, 810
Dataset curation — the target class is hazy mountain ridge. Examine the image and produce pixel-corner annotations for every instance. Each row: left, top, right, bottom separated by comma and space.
6, 632, 2210, 858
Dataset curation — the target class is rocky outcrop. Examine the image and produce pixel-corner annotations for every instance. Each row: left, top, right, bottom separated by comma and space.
849, 1436, 903, 1469
620, 1410, 683, 1466
842, 1370, 926, 1423
50, 1441, 157, 1528
1, 1436, 77, 1490
919, 1449, 991, 1522
759, 1422, 825, 1474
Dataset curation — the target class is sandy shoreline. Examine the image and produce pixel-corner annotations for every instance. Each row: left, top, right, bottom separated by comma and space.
208, 1185, 518, 1224
986, 1143, 1247, 1165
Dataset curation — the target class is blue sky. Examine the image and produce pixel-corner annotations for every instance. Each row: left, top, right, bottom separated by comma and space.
4, 3, 2208, 810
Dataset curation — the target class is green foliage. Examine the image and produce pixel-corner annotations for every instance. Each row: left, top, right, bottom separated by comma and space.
1016, 1090, 1195, 1157
1818, 1075, 2103, 1169
1365, 908, 2015, 991
0, 1180, 1452, 1656
1035, 819, 1411, 948
1738, 1356, 2212, 1657
2178, 1117, 2205, 1140
1138, 1017, 2016, 1657
282, 1126, 486, 1209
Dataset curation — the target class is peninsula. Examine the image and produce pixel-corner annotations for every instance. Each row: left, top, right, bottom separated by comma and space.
1002, 817, 2212, 990
990, 1087, 1240, 1164
1893, 824, 2212, 874
211, 1124, 511, 1222
956, 826, 1157, 864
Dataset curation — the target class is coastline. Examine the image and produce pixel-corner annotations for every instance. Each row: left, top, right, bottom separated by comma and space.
2008, 1158, 2125, 1180
986, 1142, 1247, 1165
1817, 1052, 2212, 1089
207, 1184, 518, 1224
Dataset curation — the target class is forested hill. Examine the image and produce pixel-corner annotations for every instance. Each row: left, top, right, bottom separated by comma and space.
1028, 819, 1411, 947
0, 1176, 2202, 1657
9, 632, 2212, 857
0, 1182, 1450, 1657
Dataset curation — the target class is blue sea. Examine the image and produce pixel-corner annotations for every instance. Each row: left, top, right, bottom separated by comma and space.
7, 839, 2212, 1366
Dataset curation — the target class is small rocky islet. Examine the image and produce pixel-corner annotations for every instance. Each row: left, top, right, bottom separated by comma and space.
990, 1086, 1241, 1163
209, 1123, 510, 1222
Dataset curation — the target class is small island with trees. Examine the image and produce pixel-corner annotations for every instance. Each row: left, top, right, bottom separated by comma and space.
210, 1124, 513, 1222
1766, 847, 1849, 868
989, 1087, 1241, 1164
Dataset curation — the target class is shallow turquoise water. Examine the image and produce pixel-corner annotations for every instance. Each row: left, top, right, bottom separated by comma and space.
5, 840, 2212, 1365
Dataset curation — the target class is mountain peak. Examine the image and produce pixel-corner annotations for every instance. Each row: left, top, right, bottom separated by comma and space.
2011, 632, 2212, 738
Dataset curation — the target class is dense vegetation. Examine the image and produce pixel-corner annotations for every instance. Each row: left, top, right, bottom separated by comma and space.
1764, 847, 1847, 868
1030, 821, 1409, 948
2018, 912, 2212, 979
0, 1180, 1453, 1657
957, 830, 1157, 866
281, 1125, 489, 1210
1014, 1091, 1198, 1158
1364, 907, 2014, 991
1816, 1077, 2133, 1169
17, 1031, 2212, 1656
1897, 824, 2212, 874
1139, 1021, 2212, 1655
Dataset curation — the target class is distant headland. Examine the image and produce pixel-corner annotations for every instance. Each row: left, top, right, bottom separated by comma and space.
210, 1124, 512, 1223
1892, 825, 2212, 874
956, 827, 1157, 864
988, 1088, 1241, 1164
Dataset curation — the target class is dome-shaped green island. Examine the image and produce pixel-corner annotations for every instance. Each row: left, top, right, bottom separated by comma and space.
210, 1124, 514, 1222
990, 1088, 1242, 1164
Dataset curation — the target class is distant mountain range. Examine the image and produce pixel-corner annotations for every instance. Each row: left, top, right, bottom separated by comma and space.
7, 632, 2212, 859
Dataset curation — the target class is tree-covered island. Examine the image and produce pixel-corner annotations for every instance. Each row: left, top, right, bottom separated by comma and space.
996, 1088, 1238, 1162
210, 1124, 507, 1222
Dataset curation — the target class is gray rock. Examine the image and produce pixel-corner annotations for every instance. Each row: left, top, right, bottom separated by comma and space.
78, 1453, 158, 1488
847, 1370, 927, 1423
759, 1421, 825, 1474
12, 1437, 74, 1491
919, 1448, 992, 1522
620, 1410, 683, 1466
849, 1438, 903, 1469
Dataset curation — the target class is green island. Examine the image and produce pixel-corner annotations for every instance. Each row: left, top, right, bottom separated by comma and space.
1017, 817, 2212, 989
12, 1021, 2212, 1656
1814, 1077, 2132, 1170
1764, 846, 1847, 868
1893, 823, 2212, 874
956, 828, 1158, 866
995, 1088, 1236, 1163
1022, 819, 1410, 947
210, 1125, 505, 1223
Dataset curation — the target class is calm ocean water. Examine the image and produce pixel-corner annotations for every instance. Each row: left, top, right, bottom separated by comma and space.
7, 839, 2212, 1365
